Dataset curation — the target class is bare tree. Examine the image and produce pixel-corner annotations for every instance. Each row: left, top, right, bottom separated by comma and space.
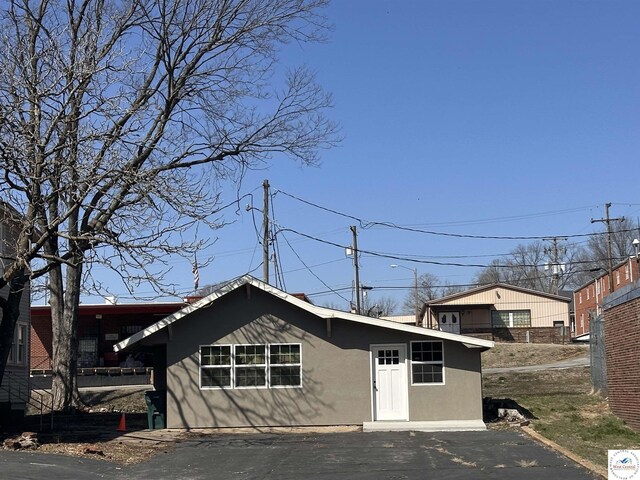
0, 0, 338, 410
361, 294, 396, 318
402, 272, 442, 313
473, 240, 590, 293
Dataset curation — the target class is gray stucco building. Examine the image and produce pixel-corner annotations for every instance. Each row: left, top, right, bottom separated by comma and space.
115, 276, 493, 431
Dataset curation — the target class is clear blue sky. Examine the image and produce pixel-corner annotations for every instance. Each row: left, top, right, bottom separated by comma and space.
84, 1, 640, 312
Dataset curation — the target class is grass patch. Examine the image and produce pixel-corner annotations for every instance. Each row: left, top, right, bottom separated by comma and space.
484, 367, 640, 469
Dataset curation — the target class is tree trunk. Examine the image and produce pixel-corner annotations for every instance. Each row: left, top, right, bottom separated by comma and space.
50, 261, 83, 411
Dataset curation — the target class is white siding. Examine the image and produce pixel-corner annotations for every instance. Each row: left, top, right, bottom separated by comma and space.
435, 286, 570, 328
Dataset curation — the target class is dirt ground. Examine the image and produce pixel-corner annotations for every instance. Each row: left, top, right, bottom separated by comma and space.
481, 342, 588, 368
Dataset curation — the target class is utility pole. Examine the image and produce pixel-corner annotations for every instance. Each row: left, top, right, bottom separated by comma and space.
543, 237, 567, 295
413, 267, 419, 326
591, 202, 624, 293
350, 225, 361, 314
262, 179, 270, 284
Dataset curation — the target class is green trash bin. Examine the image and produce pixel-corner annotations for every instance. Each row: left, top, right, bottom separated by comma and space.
144, 390, 166, 430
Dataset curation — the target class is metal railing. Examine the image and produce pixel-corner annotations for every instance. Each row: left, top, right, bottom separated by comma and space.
1, 370, 53, 431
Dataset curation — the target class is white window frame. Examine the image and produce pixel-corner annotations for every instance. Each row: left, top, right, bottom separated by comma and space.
7, 322, 27, 366
410, 340, 445, 386
200, 343, 302, 390
234, 344, 268, 390
16, 323, 26, 365
268, 343, 302, 389
200, 344, 232, 389
491, 310, 531, 328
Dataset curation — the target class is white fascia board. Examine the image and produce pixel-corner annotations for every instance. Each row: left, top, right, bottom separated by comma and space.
114, 275, 495, 352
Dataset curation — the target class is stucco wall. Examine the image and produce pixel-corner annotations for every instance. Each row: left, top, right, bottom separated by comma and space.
165, 287, 483, 428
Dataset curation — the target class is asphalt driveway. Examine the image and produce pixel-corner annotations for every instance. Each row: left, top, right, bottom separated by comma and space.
0, 430, 600, 480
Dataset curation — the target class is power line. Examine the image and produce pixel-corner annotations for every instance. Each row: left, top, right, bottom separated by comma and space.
275, 189, 636, 241
279, 232, 351, 304
277, 226, 628, 270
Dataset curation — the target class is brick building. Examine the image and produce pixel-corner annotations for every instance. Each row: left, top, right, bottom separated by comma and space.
602, 282, 640, 431
573, 258, 640, 338
31, 300, 189, 370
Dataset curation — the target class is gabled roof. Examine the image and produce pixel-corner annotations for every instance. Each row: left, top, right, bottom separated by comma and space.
427, 282, 572, 305
114, 275, 494, 352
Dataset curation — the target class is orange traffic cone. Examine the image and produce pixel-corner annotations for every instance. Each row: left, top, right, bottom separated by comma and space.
117, 413, 127, 432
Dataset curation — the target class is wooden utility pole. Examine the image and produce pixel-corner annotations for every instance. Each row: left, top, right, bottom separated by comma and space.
351, 225, 361, 314
591, 203, 624, 293
263, 179, 270, 284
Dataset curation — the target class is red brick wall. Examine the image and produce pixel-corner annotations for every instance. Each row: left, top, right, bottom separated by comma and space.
31, 316, 53, 370
574, 259, 640, 337
604, 293, 640, 431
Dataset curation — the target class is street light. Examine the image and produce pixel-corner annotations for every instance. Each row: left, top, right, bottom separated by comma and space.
391, 264, 420, 327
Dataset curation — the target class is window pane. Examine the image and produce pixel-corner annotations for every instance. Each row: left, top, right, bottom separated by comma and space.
236, 345, 266, 365
412, 364, 443, 384
270, 344, 300, 364
271, 366, 301, 387
201, 346, 231, 366
202, 367, 231, 387
236, 366, 266, 387
512, 311, 531, 327
411, 341, 442, 362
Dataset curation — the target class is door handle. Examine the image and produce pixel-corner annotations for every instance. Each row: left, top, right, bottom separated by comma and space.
373, 380, 377, 391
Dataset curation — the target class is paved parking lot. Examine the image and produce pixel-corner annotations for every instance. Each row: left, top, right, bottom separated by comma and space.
0, 430, 600, 480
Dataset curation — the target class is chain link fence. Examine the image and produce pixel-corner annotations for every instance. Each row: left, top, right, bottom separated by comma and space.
590, 314, 607, 395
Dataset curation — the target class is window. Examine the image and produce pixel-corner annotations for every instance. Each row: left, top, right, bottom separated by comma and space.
122, 325, 142, 336
616, 271, 620, 285
235, 345, 267, 387
587, 288, 590, 300
491, 310, 531, 328
8, 323, 27, 365
579, 292, 582, 304
410, 341, 444, 385
270, 344, 301, 387
625, 265, 630, 280
201, 345, 232, 388
16, 325, 25, 364
200, 343, 301, 389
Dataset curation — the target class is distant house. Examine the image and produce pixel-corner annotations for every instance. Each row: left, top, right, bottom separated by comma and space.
425, 283, 571, 343
31, 300, 189, 371
0, 203, 30, 421
115, 275, 493, 431
573, 258, 640, 339
601, 281, 640, 431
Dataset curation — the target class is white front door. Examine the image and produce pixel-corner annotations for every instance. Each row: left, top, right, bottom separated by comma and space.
371, 344, 408, 421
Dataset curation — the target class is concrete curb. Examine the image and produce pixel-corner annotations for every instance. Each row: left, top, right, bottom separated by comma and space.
521, 426, 607, 479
